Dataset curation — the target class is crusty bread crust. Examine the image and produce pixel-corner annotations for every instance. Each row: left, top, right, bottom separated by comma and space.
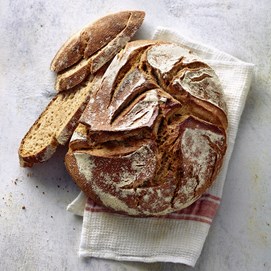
65, 40, 228, 216
50, 11, 130, 72
51, 11, 145, 92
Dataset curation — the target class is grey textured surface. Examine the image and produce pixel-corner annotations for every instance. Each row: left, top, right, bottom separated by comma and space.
0, 0, 270, 270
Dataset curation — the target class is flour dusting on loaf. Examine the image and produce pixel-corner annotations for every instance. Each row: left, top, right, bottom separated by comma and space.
146, 43, 196, 74
65, 40, 228, 216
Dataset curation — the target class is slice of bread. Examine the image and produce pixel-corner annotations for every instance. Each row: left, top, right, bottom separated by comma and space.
18, 11, 145, 167
18, 73, 103, 167
51, 11, 145, 92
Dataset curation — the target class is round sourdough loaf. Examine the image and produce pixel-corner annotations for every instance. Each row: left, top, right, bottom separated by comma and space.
65, 40, 228, 216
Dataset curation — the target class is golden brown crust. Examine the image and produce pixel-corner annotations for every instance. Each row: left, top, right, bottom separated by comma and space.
65, 40, 228, 216
50, 32, 84, 73
55, 59, 91, 91
83, 11, 131, 58
51, 11, 145, 92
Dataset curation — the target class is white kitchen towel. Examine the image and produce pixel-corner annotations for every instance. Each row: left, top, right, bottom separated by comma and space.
67, 27, 254, 266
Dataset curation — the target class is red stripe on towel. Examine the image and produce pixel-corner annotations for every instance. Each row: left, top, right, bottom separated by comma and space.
85, 193, 220, 225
